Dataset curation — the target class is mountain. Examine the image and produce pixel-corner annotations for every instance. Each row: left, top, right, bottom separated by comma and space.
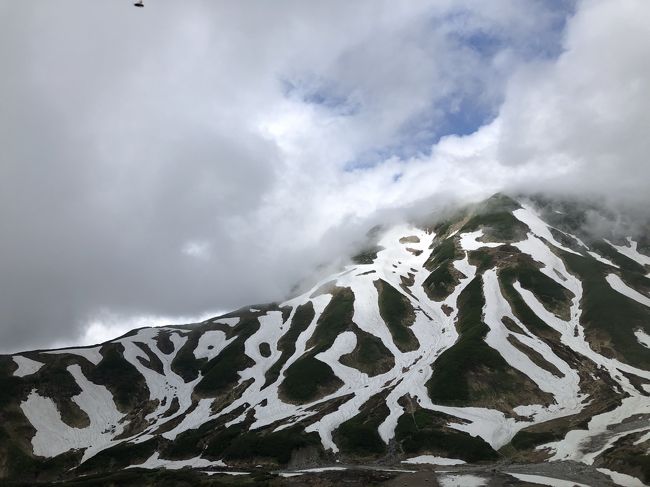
1, 194, 649, 486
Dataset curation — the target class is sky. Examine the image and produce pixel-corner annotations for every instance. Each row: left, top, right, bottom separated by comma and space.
1, 0, 649, 353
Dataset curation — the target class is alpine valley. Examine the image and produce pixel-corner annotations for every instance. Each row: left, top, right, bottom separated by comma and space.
2, 194, 650, 486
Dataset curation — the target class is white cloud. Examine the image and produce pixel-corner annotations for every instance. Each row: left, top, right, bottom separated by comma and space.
3, 0, 649, 352
50, 309, 222, 350
495, 0, 650, 206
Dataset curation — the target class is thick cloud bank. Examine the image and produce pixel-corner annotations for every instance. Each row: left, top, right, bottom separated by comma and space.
0, 0, 647, 352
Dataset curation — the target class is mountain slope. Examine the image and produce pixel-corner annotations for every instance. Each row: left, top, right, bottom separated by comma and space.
1, 194, 650, 485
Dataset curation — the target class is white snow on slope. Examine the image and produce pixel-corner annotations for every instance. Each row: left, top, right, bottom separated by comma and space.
304, 225, 445, 451
123, 219, 602, 455
506, 473, 590, 487
20, 364, 123, 460
438, 474, 487, 487
606, 273, 650, 308
221, 310, 291, 427
293, 467, 348, 473
113, 327, 201, 444
299, 226, 527, 451
459, 230, 501, 250
12, 355, 44, 377
513, 205, 580, 255
635, 430, 650, 446
514, 281, 650, 462
401, 455, 465, 465
482, 269, 582, 424
635, 330, 650, 349
128, 452, 226, 470
43, 347, 104, 365
211, 317, 240, 327
194, 330, 234, 360
608, 238, 650, 268
512, 235, 577, 296
204, 471, 249, 475
597, 468, 648, 487
587, 250, 619, 268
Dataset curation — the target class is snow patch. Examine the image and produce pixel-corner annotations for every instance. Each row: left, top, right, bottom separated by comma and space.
129, 452, 226, 470
606, 274, 650, 308
597, 468, 648, 487
203, 471, 249, 476
211, 317, 240, 326
194, 330, 234, 360
438, 473, 488, 487
513, 206, 580, 255
608, 238, 650, 268
402, 455, 466, 465
294, 467, 347, 473
587, 251, 618, 268
506, 473, 590, 487
43, 347, 103, 365
21, 364, 123, 461
635, 330, 650, 349
459, 230, 502, 251
12, 355, 44, 377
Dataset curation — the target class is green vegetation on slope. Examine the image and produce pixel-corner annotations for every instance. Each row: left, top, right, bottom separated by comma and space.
280, 355, 342, 403
334, 393, 390, 456
280, 289, 356, 402
500, 258, 574, 321
90, 343, 150, 412
497, 260, 560, 339
352, 246, 384, 265
205, 423, 321, 465
426, 276, 547, 408
423, 237, 464, 301
340, 325, 394, 376
395, 406, 499, 462
195, 317, 260, 396
461, 194, 527, 242
560, 250, 650, 369
171, 330, 205, 382
264, 302, 314, 388
590, 241, 647, 274
374, 279, 418, 352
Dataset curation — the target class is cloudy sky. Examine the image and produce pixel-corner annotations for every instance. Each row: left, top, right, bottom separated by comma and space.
1, 0, 649, 353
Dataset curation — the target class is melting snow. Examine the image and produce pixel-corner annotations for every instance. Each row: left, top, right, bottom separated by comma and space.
606, 274, 650, 308
458, 230, 502, 251
608, 238, 650, 268
128, 452, 226, 469
21, 364, 123, 461
203, 471, 248, 475
294, 467, 347, 473
587, 251, 619, 268
194, 330, 234, 360
211, 317, 240, 326
506, 473, 590, 487
597, 468, 649, 487
43, 347, 104, 365
438, 473, 488, 487
12, 355, 44, 377
402, 455, 465, 465
635, 330, 650, 349
513, 206, 580, 255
